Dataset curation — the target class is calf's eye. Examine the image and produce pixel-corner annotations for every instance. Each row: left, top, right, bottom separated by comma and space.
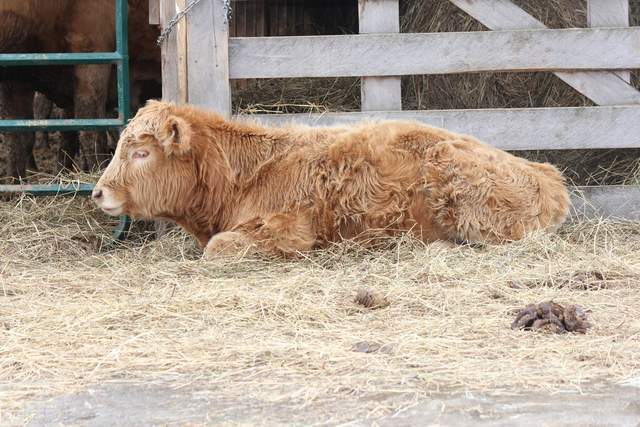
132, 150, 150, 159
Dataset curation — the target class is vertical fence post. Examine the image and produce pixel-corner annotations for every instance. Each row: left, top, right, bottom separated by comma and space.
187, 0, 232, 117
115, 0, 131, 122
587, 0, 630, 83
114, 0, 132, 240
160, 0, 179, 102
358, 0, 401, 111
155, 0, 180, 238
176, 0, 189, 104
149, 0, 160, 25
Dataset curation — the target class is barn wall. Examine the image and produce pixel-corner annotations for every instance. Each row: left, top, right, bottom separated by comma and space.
230, 0, 357, 37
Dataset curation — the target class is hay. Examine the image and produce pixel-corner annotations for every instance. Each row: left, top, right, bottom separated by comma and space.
2, 192, 640, 415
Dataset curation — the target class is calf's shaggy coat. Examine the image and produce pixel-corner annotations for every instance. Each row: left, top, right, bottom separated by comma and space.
93, 101, 570, 257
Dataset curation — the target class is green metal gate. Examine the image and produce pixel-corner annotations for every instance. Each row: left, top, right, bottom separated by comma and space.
0, 0, 131, 239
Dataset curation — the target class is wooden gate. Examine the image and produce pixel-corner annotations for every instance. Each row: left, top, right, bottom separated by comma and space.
154, 0, 640, 219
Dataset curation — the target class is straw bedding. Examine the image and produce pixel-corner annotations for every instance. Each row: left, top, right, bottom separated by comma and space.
1, 188, 639, 415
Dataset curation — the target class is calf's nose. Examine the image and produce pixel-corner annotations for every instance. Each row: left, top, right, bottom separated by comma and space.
92, 188, 103, 201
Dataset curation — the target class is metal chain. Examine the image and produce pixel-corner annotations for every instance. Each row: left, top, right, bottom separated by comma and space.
156, 0, 233, 46
222, 0, 233, 24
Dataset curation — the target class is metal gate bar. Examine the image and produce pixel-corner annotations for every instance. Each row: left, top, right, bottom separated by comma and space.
0, 0, 131, 240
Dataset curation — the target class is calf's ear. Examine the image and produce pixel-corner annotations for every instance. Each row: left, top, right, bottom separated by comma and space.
157, 115, 192, 156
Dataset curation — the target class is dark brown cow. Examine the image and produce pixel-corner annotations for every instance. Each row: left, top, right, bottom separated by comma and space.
0, 0, 161, 178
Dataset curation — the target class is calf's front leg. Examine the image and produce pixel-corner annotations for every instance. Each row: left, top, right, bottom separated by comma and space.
203, 213, 318, 259
204, 231, 257, 259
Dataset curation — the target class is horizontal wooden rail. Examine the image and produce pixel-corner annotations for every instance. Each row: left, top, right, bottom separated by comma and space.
570, 186, 640, 220
239, 106, 640, 151
228, 27, 640, 79
0, 52, 124, 66
448, 0, 640, 106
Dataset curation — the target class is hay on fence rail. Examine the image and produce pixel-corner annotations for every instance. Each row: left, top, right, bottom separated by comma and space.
1, 190, 640, 415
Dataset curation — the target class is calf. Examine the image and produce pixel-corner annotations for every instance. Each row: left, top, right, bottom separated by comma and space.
93, 101, 570, 258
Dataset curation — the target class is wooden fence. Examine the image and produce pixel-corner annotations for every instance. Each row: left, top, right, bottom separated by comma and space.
152, 0, 640, 219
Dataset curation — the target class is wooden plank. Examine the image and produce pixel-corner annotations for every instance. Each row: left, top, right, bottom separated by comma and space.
448, 0, 640, 106
294, 1, 304, 34
159, 0, 178, 102
587, 0, 630, 83
156, 0, 180, 236
237, 1, 247, 37
233, 0, 249, 90
269, 2, 279, 36
279, 0, 289, 35
237, 105, 640, 151
358, 0, 399, 34
303, 4, 313, 34
187, 0, 232, 117
361, 77, 402, 111
359, 0, 401, 111
256, 0, 266, 37
228, 27, 640, 79
570, 186, 640, 220
247, 0, 256, 38
176, 0, 189, 104
587, 0, 630, 28
149, 0, 160, 25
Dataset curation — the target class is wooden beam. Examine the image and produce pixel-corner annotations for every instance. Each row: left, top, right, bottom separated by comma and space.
358, 0, 401, 111
176, 0, 189, 104
237, 105, 640, 151
186, 0, 232, 117
155, 0, 180, 237
448, 0, 640, 106
228, 28, 640, 79
587, 0, 630, 83
149, 0, 160, 25
159, 0, 179, 102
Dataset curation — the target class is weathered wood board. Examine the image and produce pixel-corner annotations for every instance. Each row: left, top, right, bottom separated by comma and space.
449, 0, 640, 105
587, 0, 631, 82
186, 0, 232, 116
358, 0, 401, 112
228, 27, 640, 79
242, 105, 640, 151
570, 186, 640, 220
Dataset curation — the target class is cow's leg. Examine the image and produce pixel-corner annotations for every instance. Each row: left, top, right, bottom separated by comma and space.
204, 231, 257, 259
32, 91, 54, 171
73, 65, 111, 172
205, 212, 318, 259
58, 107, 79, 171
251, 212, 318, 256
0, 81, 35, 179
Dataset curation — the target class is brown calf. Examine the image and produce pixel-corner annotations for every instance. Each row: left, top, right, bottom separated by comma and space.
93, 101, 570, 258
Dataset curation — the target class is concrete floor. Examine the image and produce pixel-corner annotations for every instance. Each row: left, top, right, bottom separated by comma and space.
7, 381, 640, 426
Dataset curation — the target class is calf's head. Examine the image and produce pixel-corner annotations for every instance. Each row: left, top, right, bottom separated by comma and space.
92, 101, 204, 219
